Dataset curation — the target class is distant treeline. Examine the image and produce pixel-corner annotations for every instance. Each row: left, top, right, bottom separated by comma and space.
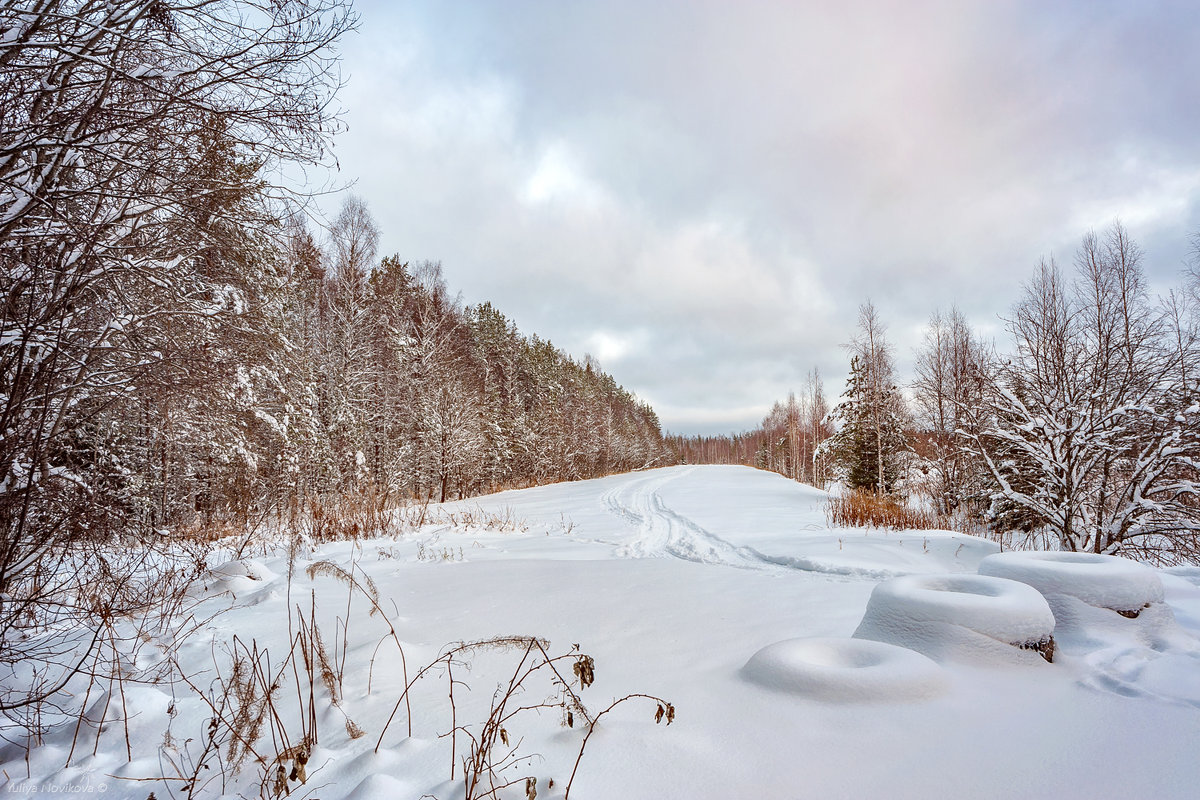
666, 371, 832, 485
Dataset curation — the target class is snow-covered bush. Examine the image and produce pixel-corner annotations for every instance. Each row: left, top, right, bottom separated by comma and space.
853, 574, 1056, 664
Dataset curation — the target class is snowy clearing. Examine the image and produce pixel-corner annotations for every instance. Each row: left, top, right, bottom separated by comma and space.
5, 465, 1200, 799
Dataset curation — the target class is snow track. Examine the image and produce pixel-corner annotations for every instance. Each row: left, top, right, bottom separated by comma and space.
602, 469, 769, 567
600, 469, 921, 580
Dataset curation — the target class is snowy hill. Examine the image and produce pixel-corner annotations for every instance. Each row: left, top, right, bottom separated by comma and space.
7, 465, 1200, 799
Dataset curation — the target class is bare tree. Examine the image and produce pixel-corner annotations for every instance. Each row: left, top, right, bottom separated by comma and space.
965, 223, 1200, 562
803, 367, 832, 486
0, 0, 355, 712
329, 194, 380, 285
912, 306, 988, 517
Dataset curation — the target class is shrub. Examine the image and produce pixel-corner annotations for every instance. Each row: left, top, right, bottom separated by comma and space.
825, 489, 938, 530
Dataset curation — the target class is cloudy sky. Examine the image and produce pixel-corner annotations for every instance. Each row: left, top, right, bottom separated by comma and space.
324, 0, 1200, 435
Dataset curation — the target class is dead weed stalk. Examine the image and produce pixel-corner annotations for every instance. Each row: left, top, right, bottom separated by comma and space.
825, 489, 939, 530
376, 635, 672, 800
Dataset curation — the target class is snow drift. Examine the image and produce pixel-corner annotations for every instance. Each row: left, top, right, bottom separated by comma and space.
853, 573, 1057, 664
742, 637, 947, 701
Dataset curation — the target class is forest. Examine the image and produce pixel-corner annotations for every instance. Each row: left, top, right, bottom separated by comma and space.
0, 2, 663, 561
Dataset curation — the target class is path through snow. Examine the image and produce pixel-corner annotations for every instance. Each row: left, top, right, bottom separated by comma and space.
602, 467, 774, 567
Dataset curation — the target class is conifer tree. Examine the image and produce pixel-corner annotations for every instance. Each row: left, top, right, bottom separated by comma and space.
821, 303, 909, 494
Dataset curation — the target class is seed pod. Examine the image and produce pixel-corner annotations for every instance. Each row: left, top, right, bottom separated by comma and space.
573, 655, 595, 688
291, 748, 309, 784
500, 727, 509, 746
525, 776, 537, 800
655, 704, 664, 724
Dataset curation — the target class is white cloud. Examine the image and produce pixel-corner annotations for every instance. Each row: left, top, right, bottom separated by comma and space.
1068, 156, 1200, 235
581, 328, 648, 366
521, 142, 609, 211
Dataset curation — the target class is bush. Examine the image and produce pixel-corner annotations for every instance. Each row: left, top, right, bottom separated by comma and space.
825, 489, 938, 530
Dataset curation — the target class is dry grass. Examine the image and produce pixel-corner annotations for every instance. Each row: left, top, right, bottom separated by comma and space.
181, 488, 532, 550
825, 489, 939, 531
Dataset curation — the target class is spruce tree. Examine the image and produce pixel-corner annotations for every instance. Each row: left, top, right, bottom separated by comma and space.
821, 303, 910, 494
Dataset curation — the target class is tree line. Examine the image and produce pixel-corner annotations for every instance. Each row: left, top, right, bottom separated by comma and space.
666, 369, 833, 486
675, 222, 1200, 565
210, 196, 665, 520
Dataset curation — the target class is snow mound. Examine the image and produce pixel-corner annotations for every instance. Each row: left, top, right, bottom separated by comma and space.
742, 637, 947, 702
853, 574, 1055, 664
977, 551, 1163, 614
1046, 592, 1190, 649
201, 558, 277, 597
345, 773, 411, 800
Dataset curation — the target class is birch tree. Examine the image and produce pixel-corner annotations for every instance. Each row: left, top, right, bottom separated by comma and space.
966, 224, 1200, 562
912, 306, 988, 517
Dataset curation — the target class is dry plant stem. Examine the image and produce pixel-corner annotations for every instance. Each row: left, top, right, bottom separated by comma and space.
376, 635, 610, 800
305, 597, 320, 744
564, 693, 672, 800
169, 657, 267, 777
116, 643, 133, 762
337, 560, 354, 697
447, 661, 458, 781
289, 625, 309, 749
253, 646, 289, 775
460, 641, 539, 798
308, 559, 412, 735
64, 643, 104, 767
170, 631, 321, 798
825, 490, 939, 531
375, 637, 549, 753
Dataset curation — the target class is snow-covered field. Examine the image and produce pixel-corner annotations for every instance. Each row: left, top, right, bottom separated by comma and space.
6, 465, 1200, 799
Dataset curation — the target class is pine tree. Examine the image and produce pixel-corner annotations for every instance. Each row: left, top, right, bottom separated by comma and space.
821, 303, 909, 494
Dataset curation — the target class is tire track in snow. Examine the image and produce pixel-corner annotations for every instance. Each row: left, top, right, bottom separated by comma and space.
600, 469, 904, 579
600, 470, 916, 582
602, 468, 746, 563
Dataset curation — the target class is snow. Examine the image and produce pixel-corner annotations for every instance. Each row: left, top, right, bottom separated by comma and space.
978, 550, 1165, 613
4, 465, 1200, 799
742, 637, 947, 701
853, 574, 1056, 664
